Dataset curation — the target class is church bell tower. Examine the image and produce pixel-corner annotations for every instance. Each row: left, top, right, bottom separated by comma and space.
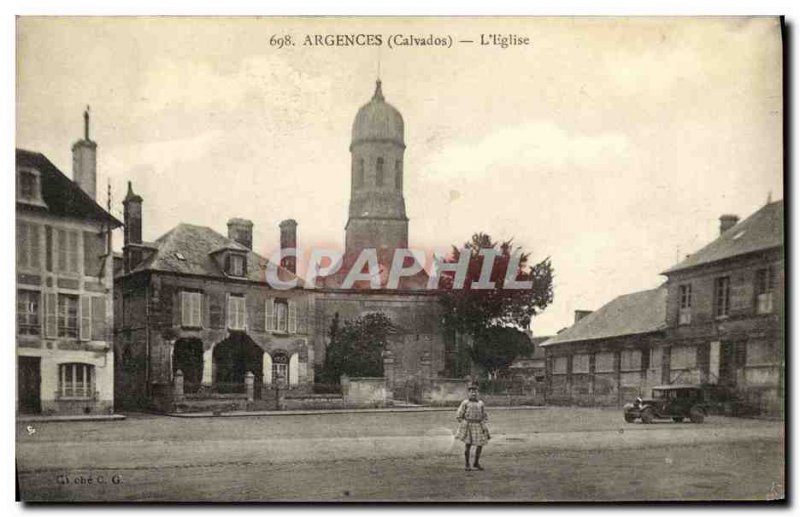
345, 79, 409, 265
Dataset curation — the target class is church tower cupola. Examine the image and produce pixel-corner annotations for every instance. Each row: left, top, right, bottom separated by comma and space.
346, 79, 409, 265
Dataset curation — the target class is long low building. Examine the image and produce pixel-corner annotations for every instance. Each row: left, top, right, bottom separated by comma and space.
542, 200, 784, 415
541, 286, 668, 406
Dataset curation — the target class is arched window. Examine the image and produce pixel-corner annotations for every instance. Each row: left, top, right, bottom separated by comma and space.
59, 363, 95, 399
356, 158, 364, 187
395, 160, 403, 190
376, 157, 384, 187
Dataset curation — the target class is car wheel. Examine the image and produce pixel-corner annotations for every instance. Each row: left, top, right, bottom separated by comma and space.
624, 413, 636, 423
640, 408, 655, 424
689, 406, 705, 424
672, 417, 684, 423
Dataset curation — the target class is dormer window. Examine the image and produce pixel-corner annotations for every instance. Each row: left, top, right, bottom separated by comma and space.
226, 253, 246, 277
17, 167, 46, 207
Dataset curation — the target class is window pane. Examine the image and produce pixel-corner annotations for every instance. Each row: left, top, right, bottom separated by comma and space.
276, 301, 288, 332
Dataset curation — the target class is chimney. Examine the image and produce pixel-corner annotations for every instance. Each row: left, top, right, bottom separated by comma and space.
72, 106, 98, 200
719, 214, 739, 235
279, 219, 298, 274
123, 181, 143, 246
122, 181, 143, 273
227, 218, 253, 250
574, 310, 592, 324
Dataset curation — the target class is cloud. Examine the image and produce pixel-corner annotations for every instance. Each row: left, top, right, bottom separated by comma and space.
421, 122, 630, 183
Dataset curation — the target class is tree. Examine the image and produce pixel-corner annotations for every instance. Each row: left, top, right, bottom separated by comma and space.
438, 232, 554, 375
318, 312, 395, 384
469, 326, 533, 379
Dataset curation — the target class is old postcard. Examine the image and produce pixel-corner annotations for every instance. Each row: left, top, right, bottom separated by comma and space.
14, 16, 784, 502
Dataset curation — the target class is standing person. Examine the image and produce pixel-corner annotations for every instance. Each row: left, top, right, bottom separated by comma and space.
455, 383, 490, 471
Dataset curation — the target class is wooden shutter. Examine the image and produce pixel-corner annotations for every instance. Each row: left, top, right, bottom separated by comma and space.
79, 295, 92, 341
57, 229, 67, 272
288, 353, 299, 386
265, 298, 275, 331
16, 221, 26, 266
193, 293, 202, 327
288, 300, 297, 334
226, 294, 233, 328
240, 296, 247, 329
30, 224, 40, 269
45, 292, 57, 338
91, 297, 106, 341
263, 353, 273, 385
181, 292, 190, 326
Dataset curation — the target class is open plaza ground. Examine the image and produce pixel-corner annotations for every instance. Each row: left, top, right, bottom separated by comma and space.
16, 407, 784, 502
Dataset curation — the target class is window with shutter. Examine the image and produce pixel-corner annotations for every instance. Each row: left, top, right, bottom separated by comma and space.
756, 267, 775, 314
55, 229, 80, 274
16, 221, 40, 270
228, 294, 246, 330
58, 294, 79, 338
17, 290, 41, 336
181, 291, 203, 327
275, 300, 288, 333
714, 276, 731, 318
678, 284, 692, 325
83, 231, 106, 278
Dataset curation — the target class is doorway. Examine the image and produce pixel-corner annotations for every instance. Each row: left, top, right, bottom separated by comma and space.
18, 356, 41, 414
213, 332, 264, 396
173, 339, 204, 393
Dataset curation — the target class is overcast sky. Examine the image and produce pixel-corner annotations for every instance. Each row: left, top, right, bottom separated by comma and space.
16, 17, 783, 335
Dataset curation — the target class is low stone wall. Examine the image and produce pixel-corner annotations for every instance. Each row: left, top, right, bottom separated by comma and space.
423, 378, 468, 406
284, 393, 346, 410
341, 376, 388, 408
481, 393, 544, 407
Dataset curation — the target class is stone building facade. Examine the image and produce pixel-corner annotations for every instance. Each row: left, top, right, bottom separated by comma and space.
542, 201, 784, 415
16, 111, 122, 415
660, 201, 784, 415
113, 186, 314, 411
541, 287, 668, 406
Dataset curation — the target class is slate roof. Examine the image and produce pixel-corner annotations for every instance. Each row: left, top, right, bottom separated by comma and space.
540, 286, 667, 347
663, 200, 784, 275
16, 148, 122, 227
129, 223, 302, 286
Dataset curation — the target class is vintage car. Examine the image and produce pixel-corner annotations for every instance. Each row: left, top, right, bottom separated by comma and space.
623, 385, 709, 424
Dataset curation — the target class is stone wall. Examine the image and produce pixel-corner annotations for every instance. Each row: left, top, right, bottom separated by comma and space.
341, 375, 388, 408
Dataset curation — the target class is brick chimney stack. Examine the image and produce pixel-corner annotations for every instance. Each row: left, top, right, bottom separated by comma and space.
72, 106, 97, 200
279, 219, 298, 274
122, 181, 143, 273
227, 218, 253, 250
719, 214, 739, 235
123, 181, 143, 246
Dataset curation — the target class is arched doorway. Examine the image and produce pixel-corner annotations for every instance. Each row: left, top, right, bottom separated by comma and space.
173, 338, 204, 393
213, 332, 264, 396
